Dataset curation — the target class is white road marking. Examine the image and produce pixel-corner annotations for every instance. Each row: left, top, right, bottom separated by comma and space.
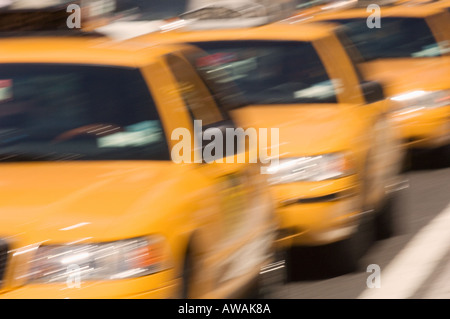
422, 253, 450, 299
359, 202, 450, 299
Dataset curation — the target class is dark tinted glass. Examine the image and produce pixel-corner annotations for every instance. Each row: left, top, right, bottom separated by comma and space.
329, 17, 442, 60
0, 64, 169, 161
192, 40, 338, 105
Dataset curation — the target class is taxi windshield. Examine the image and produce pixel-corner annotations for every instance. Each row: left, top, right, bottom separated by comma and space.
0, 64, 170, 162
114, 0, 189, 20
329, 17, 444, 60
192, 40, 338, 105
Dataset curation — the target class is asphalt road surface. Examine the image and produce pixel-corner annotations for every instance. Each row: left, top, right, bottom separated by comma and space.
269, 153, 450, 299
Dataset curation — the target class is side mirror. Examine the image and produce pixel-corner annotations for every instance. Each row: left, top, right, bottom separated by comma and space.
361, 80, 385, 104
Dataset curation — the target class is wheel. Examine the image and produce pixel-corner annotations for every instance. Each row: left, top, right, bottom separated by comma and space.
362, 117, 403, 240
323, 211, 377, 275
409, 145, 450, 170
248, 249, 287, 298
435, 144, 450, 168
181, 243, 200, 299
323, 231, 362, 276
287, 213, 375, 279
363, 116, 403, 211
375, 194, 398, 240
286, 236, 360, 279
181, 252, 193, 299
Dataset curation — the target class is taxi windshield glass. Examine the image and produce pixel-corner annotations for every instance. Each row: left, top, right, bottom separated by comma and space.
329, 17, 443, 60
192, 40, 338, 105
0, 64, 170, 162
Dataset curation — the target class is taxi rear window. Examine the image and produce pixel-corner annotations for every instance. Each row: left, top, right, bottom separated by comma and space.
328, 17, 443, 60
0, 64, 170, 162
191, 40, 338, 105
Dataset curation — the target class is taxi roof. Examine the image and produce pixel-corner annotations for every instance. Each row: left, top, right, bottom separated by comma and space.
310, 3, 447, 18
138, 21, 335, 44
0, 35, 189, 67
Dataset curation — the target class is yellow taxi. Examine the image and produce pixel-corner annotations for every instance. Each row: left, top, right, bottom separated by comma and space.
139, 20, 404, 275
0, 31, 281, 298
307, 4, 450, 160
92, 0, 296, 41
395, 0, 450, 8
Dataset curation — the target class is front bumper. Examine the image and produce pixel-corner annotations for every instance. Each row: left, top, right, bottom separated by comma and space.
0, 270, 180, 299
391, 105, 450, 149
272, 176, 362, 247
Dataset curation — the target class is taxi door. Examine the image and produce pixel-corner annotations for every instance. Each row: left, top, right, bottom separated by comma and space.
163, 51, 275, 296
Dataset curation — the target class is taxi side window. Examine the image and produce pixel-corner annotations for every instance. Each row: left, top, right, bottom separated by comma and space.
165, 53, 228, 127
335, 28, 365, 81
166, 53, 240, 157
335, 29, 384, 104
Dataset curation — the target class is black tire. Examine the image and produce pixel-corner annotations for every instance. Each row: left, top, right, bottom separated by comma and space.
286, 233, 362, 279
284, 247, 296, 282
411, 145, 450, 170
321, 234, 360, 276
401, 149, 413, 173
181, 252, 192, 299
244, 276, 272, 299
288, 211, 377, 279
324, 210, 377, 276
436, 144, 450, 168
375, 195, 397, 240
286, 237, 360, 279
245, 249, 287, 299
181, 242, 196, 299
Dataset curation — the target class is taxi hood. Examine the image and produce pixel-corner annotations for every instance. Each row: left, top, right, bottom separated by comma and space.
359, 57, 450, 96
231, 103, 362, 156
0, 161, 186, 244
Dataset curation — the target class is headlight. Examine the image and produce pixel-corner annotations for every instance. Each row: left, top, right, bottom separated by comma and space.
390, 90, 450, 110
266, 153, 353, 185
26, 236, 170, 284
